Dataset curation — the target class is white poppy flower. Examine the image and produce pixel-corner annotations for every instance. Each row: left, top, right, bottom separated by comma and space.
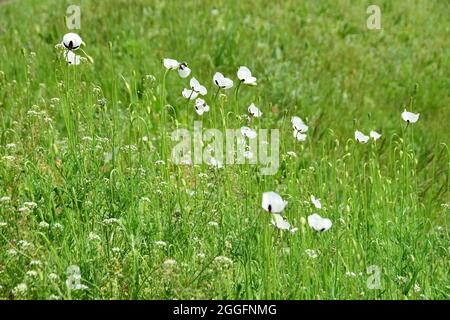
248, 103, 263, 117
293, 130, 307, 141
194, 98, 210, 115
370, 130, 382, 141
163, 58, 191, 78
213, 72, 234, 89
190, 77, 207, 95
291, 116, 308, 133
163, 58, 180, 70
241, 126, 257, 139
237, 66, 257, 85
262, 192, 288, 213
271, 214, 293, 231
311, 195, 322, 209
307, 213, 332, 232
178, 62, 191, 78
64, 50, 80, 65
401, 109, 420, 123
182, 88, 198, 100
62, 33, 82, 51
355, 130, 369, 143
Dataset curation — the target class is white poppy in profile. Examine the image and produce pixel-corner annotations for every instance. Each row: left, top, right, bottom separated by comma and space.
213, 72, 233, 89
194, 98, 210, 115
64, 50, 80, 65
248, 103, 262, 118
271, 213, 293, 231
182, 88, 198, 100
237, 66, 257, 85
293, 130, 307, 141
241, 126, 257, 139
401, 109, 420, 123
291, 116, 308, 133
163, 58, 191, 78
262, 192, 288, 213
62, 33, 82, 51
190, 77, 207, 95
307, 213, 332, 232
311, 195, 322, 209
355, 130, 369, 144
370, 130, 382, 141
163, 58, 179, 70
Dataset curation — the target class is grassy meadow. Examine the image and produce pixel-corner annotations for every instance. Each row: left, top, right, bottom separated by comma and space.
0, 0, 449, 299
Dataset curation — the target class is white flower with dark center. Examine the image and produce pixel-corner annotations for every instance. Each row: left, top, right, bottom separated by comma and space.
62, 33, 82, 51
370, 130, 382, 141
311, 195, 322, 209
240, 126, 257, 139
262, 192, 288, 213
292, 116, 308, 141
248, 103, 262, 117
194, 98, 210, 115
355, 130, 369, 143
237, 66, 257, 85
190, 77, 207, 95
401, 109, 420, 123
307, 213, 332, 232
213, 72, 233, 89
163, 58, 191, 78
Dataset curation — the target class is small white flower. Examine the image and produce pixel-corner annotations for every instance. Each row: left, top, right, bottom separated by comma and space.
237, 66, 257, 85
292, 116, 308, 133
311, 195, 322, 209
26, 270, 38, 278
355, 130, 369, 143
62, 33, 82, 50
194, 98, 210, 115
182, 88, 197, 100
401, 109, 420, 123
88, 232, 101, 242
307, 213, 332, 232
163, 58, 191, 78
0, 196, 11, 203
271, 213, 296, 233
240, 126, 257, 139
190, 77, 207, 95
370, 130, 382, 141
207, 221, 219, 228
213, 72, 233, 89
286, 151, 297, 158
163, 259, 177, 267
38, 221, 50, 229
305, 249, 318, 259
214, 256, 233, 265
154, 240, 167, 248
248, 103, 262, 117
262, 192, 288, 213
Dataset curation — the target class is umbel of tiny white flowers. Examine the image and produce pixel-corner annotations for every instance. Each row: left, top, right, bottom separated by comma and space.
401, 109, 420, 124
182, 77, 207, 100
307, 213, 332, 232
248, 103, 262, 118
262, 191, 288, 213
163, 58, 191, 78
355, 130, 369, 144
237, 66, 257, 86
194, 98, 210, 115
292, 116, 308, 141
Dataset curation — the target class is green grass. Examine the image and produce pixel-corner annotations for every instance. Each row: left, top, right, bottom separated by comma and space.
0, 0, 449, 299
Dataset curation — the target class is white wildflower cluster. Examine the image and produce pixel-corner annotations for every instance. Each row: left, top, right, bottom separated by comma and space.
66, 265, 88, 291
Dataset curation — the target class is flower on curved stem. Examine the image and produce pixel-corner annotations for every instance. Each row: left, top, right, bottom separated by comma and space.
355, 130, 369, 143
182, 77, 207, 100
401, 109, 420, 124
248, 103, 263, 118
194, 98, 210, 115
